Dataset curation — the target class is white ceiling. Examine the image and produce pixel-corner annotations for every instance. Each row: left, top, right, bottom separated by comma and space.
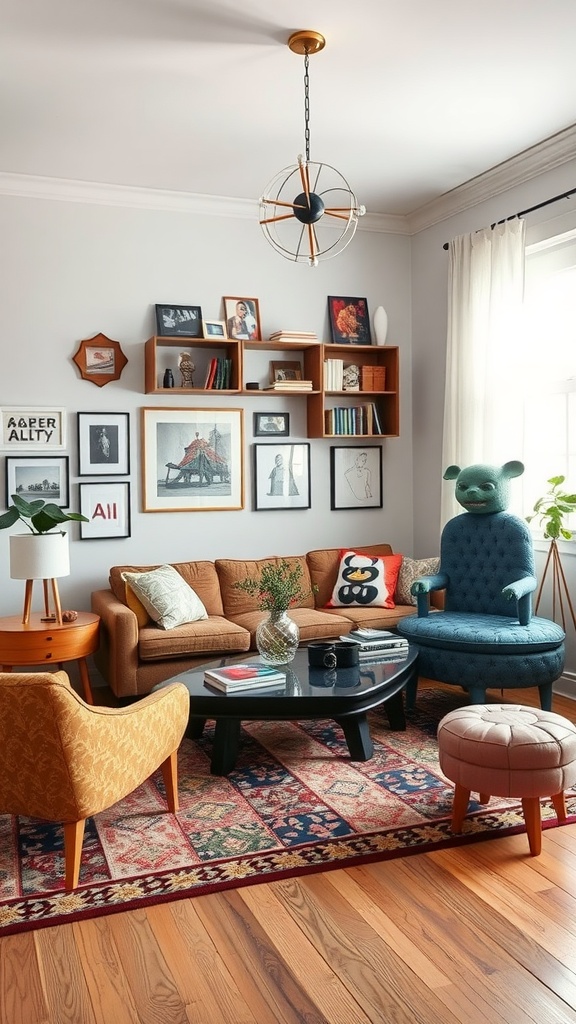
2, 0, 576, 217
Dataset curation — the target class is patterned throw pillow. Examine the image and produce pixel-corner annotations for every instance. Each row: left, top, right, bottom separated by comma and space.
395, 556, 441, 605
122, 564, 208, 630
327, 550, 402, 609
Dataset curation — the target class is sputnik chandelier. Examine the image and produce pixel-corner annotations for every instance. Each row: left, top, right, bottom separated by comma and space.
259, 30, 365, 267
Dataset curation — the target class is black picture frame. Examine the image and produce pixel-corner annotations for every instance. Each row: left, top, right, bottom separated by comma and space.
77, 412, 130, 476
330, 445, 383, 510
253, 412, 290, 437
253, 443, 311, 511
155, 304, 203, 337
5, 455, 70, 509
78, 481, 131, 539
327, 296, 372, 344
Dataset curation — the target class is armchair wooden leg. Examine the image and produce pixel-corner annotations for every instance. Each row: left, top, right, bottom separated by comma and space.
63, 819, 86, 889
451, 783, 471, 832
160, 750, 180, 813
521, 797, 542, 856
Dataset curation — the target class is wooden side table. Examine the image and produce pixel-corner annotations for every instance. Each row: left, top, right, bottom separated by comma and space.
0, 612, 100, 704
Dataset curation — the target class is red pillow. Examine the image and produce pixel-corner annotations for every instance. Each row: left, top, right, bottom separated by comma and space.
326, 549, 402, 609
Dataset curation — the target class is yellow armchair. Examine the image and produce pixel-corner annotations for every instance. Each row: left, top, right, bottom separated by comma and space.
0, 670, 190, 889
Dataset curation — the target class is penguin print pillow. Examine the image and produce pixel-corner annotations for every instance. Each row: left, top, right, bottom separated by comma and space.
327, 549, 402, 608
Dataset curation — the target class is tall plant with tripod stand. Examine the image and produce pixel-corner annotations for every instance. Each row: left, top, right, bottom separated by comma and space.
526, 475, 576, 631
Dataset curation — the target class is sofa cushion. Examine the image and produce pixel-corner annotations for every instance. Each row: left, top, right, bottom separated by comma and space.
216, 556, 315, 617
395, 556, 441, 606
110, 560, 224, 616
122, 565, 208, 630
124, 583, 151, 628
327, 550, 402, 609
138, 616, 251, 661
307, 544, 393, 608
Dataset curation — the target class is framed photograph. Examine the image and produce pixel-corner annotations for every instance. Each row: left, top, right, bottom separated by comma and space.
141, 407, 244, 512
0, 407, 66, 451
79, 481, 131, 539
327, 296, 372, 344
77, 412, 130, 476
155, 304, 203, 338
72, 333, 128, 387
5, 456, 70, 509
253, 443, 311, 511
202, 319, 227, 339
253, 412, 290, 437
330, 445, 383, 510
222, 296, 261, 340
270, 360, 302, 382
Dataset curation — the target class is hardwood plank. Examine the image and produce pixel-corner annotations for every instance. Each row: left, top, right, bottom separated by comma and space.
34, 925, 97, 1024
0, 931, 49, 1024
270, 872, 461, 1024
194, 887, 332, 1024
106, 909, 189, 1024
238, 878, 373, 1024
146, 899, 260, 1024
71, 916, 140, 1024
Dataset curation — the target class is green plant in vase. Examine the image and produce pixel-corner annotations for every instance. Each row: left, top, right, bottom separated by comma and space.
526, 475, 576, 631
234, 560, 318, 665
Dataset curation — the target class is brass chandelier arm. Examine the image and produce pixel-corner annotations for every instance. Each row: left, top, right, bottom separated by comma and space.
260, 198, 306, 210
299, 158, 311, 206
260, 213, 298, 225
324, 210, 354, 221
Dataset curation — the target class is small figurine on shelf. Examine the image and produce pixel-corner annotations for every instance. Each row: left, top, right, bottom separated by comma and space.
178, 352, 195, 388
163, 368, 175, 388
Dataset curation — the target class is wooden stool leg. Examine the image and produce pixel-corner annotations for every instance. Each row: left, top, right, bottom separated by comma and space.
63, 819, 86, 889
478, 793, 491, 805
451, 784, 471, 832
22, 580, 34, 625
550, 792, 568, 823
160, 750, 180, 813
521, 797, 542, 856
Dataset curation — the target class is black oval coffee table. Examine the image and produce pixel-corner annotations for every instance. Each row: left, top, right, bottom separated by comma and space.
154, 646, 418, 775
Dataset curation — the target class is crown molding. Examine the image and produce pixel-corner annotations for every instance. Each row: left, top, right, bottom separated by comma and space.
406, 123, 576, 234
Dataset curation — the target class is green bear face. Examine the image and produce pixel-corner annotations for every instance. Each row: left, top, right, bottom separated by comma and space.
443, 460, 524, 514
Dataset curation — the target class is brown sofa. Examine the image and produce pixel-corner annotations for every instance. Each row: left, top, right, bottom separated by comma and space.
92, 544, 436, 698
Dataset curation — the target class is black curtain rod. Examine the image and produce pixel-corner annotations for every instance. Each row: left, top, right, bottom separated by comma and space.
441, 187, 576, 250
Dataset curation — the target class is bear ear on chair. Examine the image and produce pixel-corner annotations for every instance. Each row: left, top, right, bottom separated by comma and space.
443, 465, 461, 480
503, 460, 524, 479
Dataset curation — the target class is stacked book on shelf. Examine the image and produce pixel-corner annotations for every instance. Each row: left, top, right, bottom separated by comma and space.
204, 357, 233, 390
361, 365, 386, 391
265, 379, 314, 391
325, 403, 383, 435
324, 358, 344, 390
204, 663, 287, 692
268, 330, 318, 343
340, 629, 409, 661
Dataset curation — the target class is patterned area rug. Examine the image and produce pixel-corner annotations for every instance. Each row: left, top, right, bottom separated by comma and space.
1, 686, 575, 935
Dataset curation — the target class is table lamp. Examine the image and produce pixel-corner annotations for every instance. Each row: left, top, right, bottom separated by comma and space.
9, 532, 70, 625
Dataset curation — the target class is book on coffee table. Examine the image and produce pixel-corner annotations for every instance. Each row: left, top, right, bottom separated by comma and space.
204, 664, 287, 692
340, 632, 408, 655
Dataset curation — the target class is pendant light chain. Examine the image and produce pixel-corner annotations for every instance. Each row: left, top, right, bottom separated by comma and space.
304, 49, 311, 164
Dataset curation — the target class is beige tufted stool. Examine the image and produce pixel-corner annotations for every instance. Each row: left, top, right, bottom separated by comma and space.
437, 704, 576, 855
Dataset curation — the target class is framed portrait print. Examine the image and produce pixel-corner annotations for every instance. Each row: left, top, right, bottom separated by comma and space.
5, 455, 70, 509
141, 407, 244, 512
270, 360, 302, 382
253, 443, 311, 511
155, 304, 203, 338
222, 296, 261, 340
0, 407, 66, 451
327, 296, 372, 344
72, 334, 128, 387
79, 481, 131, 539
330, 445, 383, 510
202, 319, 227, 339
77, 412, 130, 476
253, 412, 290, 437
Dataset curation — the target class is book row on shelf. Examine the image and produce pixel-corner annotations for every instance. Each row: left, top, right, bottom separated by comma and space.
204, 357, 233, 389
325, 403, 384, 436
324, 359, 387, 392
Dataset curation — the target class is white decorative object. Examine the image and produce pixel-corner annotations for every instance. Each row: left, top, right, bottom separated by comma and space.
10, 532, 70, 624
373, 306, 389, 346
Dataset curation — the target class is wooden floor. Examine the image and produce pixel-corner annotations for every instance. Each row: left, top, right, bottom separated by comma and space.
3, 681, 576, 1024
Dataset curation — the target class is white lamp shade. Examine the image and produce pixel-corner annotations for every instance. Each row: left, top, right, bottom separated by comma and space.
9, 532, 70, 580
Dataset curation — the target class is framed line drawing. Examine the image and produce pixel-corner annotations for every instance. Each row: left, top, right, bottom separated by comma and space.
222, 296, 261, 340
5, 455, 70, 509
253, 443, 311, 511
141, 407, 244, 512
155, 304, 203, 338
78, 481, 131, 539
330, 445, 383, 510
0, 407, 66, 451
72, 334, 128, 387
77, 411, 130, 476
327, 296, 372, 344
253, 412, 290, 437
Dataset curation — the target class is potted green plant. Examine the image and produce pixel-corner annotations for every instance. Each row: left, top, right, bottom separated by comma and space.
233, 559, 317, 665
526, 475, 575, 631
0, 494, 88, 625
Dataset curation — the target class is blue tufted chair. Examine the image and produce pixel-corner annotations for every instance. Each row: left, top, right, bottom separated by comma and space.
398, 462, 565, 710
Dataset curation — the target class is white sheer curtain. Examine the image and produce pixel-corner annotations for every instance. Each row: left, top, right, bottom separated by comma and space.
441, 218, 526, 525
